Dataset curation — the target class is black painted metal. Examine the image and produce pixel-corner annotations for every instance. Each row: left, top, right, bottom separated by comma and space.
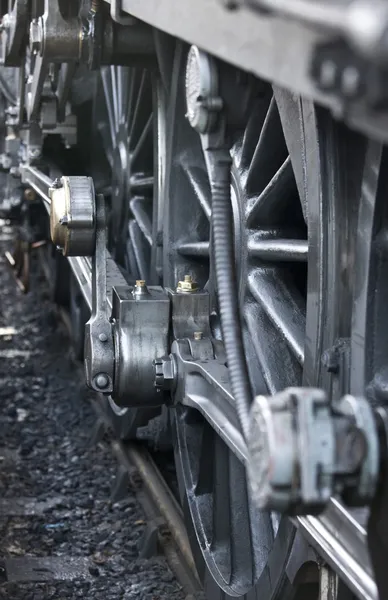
161, 40, 322, 599
92, 64, 160, 439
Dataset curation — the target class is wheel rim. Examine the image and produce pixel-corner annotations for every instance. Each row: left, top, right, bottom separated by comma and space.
92, 65, 163, 439
163, 42, 355, 598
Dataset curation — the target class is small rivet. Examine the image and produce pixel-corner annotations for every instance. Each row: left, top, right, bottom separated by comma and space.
99, 333, 108, 343
95, 373, 109, 389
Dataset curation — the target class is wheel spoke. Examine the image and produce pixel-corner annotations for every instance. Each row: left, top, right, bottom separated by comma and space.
248, 236, 308, 262
117, 66, 130, 126
184, 164, 211, 221
129, 219, 150, 280
239, 90, 272, 170
273, 87, 308, 219
125, 67, 136, 129
110, 66, 120, 130
246, 97, 288, 195
177, 241, 210, 258
248, 268, 305, 364
129, 70, 147, 141
101, 67, 116, 148
130, 197, 153, 246
245, 157, 295, 227
97, 121, 114, 168
130, 173, 154, 192
131, 113, 153, 165
244, 301, 302, 394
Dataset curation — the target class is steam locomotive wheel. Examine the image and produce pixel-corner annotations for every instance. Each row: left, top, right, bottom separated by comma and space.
162, 42, 367, 599
91, 65, 162, 439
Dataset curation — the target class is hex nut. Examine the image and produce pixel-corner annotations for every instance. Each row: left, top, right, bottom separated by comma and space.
177, 274, 199, 293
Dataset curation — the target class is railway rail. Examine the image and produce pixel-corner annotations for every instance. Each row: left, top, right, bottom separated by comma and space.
1, 0, 388, 598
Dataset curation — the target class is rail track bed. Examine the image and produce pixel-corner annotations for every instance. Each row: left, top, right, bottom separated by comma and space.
0, 227, 197, 600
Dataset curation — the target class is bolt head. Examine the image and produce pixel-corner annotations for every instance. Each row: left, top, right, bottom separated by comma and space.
95, 373, 109, 390
177, 274, 199, 293
99, 333, 108, 343
24, 188, 36, 202
194, 331, 203, 341
29, 18, 43, 54
52, 178, 63, 189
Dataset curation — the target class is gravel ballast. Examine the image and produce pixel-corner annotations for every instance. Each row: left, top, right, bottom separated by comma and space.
0, 227, 186, 600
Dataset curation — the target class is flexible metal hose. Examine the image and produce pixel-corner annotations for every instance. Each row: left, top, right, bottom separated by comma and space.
208, 148, 252, 441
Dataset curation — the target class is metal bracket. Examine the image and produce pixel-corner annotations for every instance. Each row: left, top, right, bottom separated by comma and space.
111, 284, 170, 408
84, 193, 115, 394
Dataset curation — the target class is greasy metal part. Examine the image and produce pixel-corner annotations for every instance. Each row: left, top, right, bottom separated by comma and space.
40, 0, 80, 62
248, 389, 379, 514
0, 0, 29, 67
56, 63, 77, 123
19, 164, 122, 313
27, 0, 154, 66
319, 564, 338, 600
48, 176, 96, 257
168, 287, 212, 340
104, 0, 388, 143
26, 53, 48, 122
110, 285, 170, 407
173, 338, 246, 462
84, 193, 115, 394
296, 504, 377, 600
20, 165, 52, 206
153, 355, 176, 392
23, 160, 380, 600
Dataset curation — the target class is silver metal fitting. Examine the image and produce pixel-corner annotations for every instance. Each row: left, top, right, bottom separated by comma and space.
154, 355, 176, 392
133, 279, 149, 296
247, 388, 379, 515
185, 46, 223, 134
48, 176, 96, 257
177, 274, 199, 293
29, 18, 43, 55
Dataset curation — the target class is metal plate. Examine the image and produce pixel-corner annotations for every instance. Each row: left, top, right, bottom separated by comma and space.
103, 0, 388, 143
